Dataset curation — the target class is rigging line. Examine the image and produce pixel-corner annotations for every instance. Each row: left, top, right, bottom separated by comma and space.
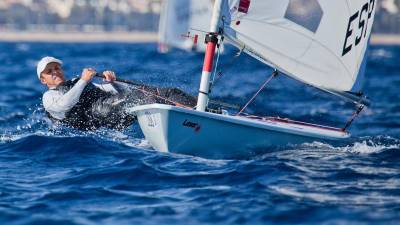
125, 84, 193, 109
210, 39, 223, 90
216, 53, 241, 82
209, 17, 236, 85
211, 43, 220, 87
236, 70, 279, 116
95, 74, 193, 109
212, 41, 244, 86
95, 74, 238, 110
189, 27, 209, 34
207, 36, 223, 107
342, 104, 365, 131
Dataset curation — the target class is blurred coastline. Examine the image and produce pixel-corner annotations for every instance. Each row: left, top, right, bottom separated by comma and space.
1, 0, 400, 45
0, 31, 158, 43
1, 31, 400, 45
371, 34, 400, 45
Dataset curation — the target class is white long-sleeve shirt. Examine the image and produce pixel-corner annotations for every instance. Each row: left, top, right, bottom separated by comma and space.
42, 78, 119, 120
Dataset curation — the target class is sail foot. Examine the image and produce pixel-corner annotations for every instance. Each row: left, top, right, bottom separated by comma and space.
328, 90, 371, 107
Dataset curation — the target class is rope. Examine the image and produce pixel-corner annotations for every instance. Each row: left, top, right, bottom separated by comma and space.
96, 74, 193, 109
207, 36, 224, 107
236, 70, 279, 116
212, 45, 243, 86
239, 113, 345, 132
210, 42, 222, 92
342, 104, 364, 131
128, 85, 193, 109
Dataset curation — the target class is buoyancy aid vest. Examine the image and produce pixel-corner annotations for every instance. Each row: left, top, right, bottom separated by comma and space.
46, 79, 135, 130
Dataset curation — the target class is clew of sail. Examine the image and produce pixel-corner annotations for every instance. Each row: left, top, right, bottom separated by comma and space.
158, 0, 214, 52
220, 0, 376, 105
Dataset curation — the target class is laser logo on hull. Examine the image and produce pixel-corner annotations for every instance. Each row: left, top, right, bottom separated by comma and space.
182, 119, 201, 133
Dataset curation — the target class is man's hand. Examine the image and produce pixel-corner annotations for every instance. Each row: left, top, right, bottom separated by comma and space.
103, 71, 116, 82
81, 68, 96, 82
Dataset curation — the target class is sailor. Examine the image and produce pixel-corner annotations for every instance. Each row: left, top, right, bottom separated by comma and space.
38, 56, 196, 130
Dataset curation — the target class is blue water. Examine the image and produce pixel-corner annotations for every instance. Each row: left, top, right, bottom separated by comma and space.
0, 42, 399, 224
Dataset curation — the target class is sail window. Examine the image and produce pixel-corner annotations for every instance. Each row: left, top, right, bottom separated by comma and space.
284, 0, 323, 33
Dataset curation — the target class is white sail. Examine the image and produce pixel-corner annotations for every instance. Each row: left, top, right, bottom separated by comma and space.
158, 0, 214, 52
220, 0, 376, 101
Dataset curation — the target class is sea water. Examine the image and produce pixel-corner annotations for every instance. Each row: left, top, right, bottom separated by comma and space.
0, 42, 399, 224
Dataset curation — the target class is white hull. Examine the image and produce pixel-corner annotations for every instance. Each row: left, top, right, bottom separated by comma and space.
129, 104, 349, 159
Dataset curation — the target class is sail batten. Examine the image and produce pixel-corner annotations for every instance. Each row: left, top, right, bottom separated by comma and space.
220, 0, 376, 103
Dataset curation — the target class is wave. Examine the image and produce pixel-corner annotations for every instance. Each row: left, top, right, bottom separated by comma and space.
298, 135, 400, 155
0, 129, 150, 155
1, 42, 400, 225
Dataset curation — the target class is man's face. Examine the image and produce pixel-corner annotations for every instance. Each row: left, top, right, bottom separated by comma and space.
40, 62, 65, 87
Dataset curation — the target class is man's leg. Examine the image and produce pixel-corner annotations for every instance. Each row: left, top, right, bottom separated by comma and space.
91, 95, 137, 129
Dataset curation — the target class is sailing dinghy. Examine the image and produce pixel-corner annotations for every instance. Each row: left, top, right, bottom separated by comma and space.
131, 0, 376, 158
158, 0, 214, 52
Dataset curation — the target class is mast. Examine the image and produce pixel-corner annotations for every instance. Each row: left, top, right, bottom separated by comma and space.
196, 0, 224, 112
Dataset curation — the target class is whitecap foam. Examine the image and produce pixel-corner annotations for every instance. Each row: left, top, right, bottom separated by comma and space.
119, 136, 153, 150
0, 130, 60, 143
300, 141, 335, 149
340, 138, 400, 154
298, 137, 400, 155
371, 48, 393, 58
91, 128, 154, 150
270, 186, 339, 203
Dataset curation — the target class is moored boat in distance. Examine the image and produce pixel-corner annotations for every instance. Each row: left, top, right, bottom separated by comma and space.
158, 0, 214, 53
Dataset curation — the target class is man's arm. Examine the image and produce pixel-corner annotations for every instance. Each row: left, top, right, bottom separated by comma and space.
92, 70, 121, 94
43, 68, 96, 120
43, 79, 88, 119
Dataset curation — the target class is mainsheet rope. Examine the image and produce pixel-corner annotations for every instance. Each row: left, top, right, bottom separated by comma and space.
236, 70, 279, 116
95, 74, 193, 109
